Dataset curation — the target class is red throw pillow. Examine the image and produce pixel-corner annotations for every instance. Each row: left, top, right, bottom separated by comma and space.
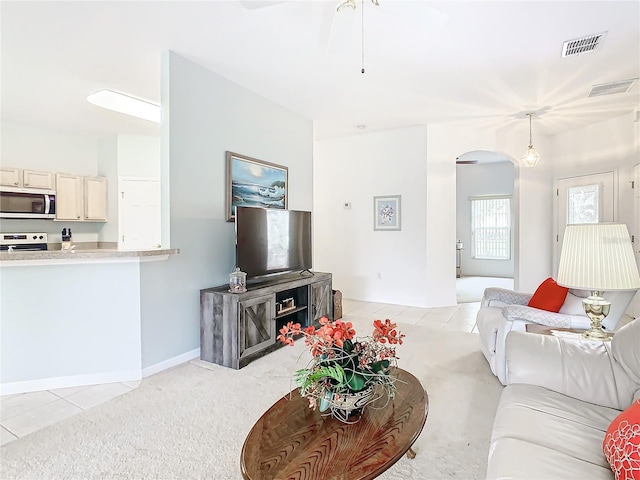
603, 399, 640, 480
527, 277, 569, 312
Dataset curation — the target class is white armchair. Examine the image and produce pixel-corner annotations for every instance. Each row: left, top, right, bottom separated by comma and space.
477, 286, 636, 385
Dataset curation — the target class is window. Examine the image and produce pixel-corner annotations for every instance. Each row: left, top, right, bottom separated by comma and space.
471, 196, 511, 260
567, 183, 600, 224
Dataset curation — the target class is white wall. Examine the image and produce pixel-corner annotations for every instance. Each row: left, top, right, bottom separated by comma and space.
551, 112, 638, 229
314, 121, 556, 306
313, 126, 430, 306
1, 122, 100, 175
550, 112, 639, 299
97, 136, 118, 243
137, 51, 314, 369
456, 161, 515, 277
117, 135, 161, 177
495, 128, 554, 293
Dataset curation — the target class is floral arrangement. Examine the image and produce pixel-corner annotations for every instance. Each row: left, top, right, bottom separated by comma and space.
278, 317, 405, 415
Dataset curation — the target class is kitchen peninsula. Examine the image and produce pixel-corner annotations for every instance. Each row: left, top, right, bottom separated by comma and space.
1, 247, 180, 395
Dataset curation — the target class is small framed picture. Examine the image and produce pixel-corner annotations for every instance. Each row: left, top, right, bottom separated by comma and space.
225, 151, 288, 222
373, 195, 401, 231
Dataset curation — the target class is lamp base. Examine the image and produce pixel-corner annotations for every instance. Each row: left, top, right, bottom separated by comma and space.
582, 292, 612, 342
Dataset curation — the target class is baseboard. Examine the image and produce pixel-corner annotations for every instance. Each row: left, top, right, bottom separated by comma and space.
0, 370, 142, 396
0, 349, 201, 395
141, 348, 200, 378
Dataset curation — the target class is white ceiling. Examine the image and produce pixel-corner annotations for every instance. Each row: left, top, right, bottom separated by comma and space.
2, 1, 639, 141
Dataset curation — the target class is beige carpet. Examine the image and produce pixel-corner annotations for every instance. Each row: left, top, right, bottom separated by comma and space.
0, 316, 503, 479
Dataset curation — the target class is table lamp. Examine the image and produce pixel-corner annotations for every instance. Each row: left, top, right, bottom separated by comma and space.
557, 223, 640, 341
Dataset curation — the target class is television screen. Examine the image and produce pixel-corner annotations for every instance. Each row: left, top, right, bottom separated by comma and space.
235, 206, 312, 278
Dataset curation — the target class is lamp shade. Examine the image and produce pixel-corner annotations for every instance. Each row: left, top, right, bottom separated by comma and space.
557, 223, 640, 291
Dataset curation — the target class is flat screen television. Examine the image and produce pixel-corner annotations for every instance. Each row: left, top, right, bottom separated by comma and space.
235, 206, 312, 279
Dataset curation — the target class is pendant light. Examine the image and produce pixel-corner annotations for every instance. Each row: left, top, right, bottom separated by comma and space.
521, 112, 540, 167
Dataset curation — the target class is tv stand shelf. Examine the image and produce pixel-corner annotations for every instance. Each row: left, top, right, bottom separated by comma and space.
276, 305, 307, 319
200, 271, 332, 369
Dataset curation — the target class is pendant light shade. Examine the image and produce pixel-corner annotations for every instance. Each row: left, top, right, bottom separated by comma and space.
521, 113, 540, 167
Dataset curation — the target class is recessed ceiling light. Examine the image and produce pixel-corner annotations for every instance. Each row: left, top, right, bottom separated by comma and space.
87, 89, 160, 123
356, 124, 366, 130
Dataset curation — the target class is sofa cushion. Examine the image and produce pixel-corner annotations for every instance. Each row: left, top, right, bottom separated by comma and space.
603, 399, 640, 480
559, 291, 587, 316
528, 277, 569, 312
488, 384, 620, 480
612, 319, 640, 388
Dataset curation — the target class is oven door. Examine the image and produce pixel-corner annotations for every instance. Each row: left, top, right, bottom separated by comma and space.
0, 190, 56, 219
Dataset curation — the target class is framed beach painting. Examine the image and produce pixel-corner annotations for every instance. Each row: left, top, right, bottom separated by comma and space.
373, 195, 401, 231
226, 151, 288, 222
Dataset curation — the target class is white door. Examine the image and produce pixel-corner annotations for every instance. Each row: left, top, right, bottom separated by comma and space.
118, 178, 161, 250
554, 171, 615, 275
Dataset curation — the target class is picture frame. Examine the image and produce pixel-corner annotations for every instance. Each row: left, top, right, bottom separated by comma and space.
373, 195, 401, 231
225, 151, 288, 222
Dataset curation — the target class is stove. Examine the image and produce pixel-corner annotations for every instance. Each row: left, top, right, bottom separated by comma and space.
0, 232, 48, 252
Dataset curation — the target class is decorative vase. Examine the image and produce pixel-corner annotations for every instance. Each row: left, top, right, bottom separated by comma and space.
229, 267, 247, 293
328, 385, 376, 423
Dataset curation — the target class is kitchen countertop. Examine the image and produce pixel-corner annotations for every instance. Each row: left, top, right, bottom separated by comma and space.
0, 247, 180, 265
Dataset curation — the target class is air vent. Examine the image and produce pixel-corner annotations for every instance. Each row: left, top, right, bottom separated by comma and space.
562, 32, 607, 57
589, 79, 637, 97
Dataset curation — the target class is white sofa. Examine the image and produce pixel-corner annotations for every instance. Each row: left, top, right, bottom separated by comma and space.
486, 318, 640, 479
477, 287, 635, 384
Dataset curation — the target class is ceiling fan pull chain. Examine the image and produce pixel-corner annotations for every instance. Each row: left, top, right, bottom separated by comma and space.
361, 0, 365, 73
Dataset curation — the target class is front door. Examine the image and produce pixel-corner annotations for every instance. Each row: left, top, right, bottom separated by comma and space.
554, 171, 615, 275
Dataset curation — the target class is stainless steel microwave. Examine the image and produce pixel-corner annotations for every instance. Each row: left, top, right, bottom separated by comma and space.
0, 187, 56, 219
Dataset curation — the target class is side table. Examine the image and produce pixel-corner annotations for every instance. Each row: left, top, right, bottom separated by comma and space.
525, 324, 614, 339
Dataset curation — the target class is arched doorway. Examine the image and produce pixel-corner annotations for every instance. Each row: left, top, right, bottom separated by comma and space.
455, 150, 515, 303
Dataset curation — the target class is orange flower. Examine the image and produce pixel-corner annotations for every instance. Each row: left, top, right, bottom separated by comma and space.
373, 319, 405, 345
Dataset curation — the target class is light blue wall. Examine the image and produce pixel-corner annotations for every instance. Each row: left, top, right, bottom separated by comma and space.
138, 51, 313, 369
1, 262, 141, 385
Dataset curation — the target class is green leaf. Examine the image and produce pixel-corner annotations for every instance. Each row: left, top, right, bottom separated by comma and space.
345, 372, 366, 391
295, 364, 347, 395
369, 360, 390, 374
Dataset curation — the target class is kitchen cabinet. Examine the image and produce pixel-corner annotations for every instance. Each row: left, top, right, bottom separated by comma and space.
56, 173, 107, 222
0, 167, 53, 190
55, 173, 83, 220
200, 272, 333, 369
84, 176, 108, 221
23, 169, 54, 190
0, 167, 22, 187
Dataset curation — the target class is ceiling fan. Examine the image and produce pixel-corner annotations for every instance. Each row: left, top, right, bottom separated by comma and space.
238, 0, 380, 12
237, 0, 449, 55
337, 0, 380, 12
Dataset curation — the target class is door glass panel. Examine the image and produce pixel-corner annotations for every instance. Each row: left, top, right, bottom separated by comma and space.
567, 184, 599, 224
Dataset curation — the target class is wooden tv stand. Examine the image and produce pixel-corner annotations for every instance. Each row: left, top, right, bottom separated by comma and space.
200, 271, 333, 369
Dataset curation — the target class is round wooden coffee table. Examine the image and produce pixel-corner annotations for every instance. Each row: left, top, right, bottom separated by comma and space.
240, 368, 428, 480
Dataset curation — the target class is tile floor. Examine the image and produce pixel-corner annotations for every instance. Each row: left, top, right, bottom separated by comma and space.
0, 298, 481, 446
